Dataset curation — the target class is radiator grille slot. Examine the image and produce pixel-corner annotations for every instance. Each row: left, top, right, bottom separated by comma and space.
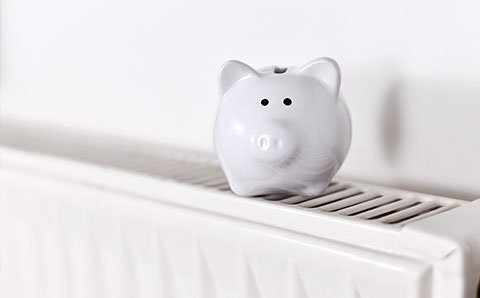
0, 123, 460, 227
366, 202, 422, 220
276, 182, 452, 225
347, 198, 404, 217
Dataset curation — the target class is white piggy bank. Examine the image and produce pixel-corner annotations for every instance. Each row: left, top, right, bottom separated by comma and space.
214, 57, 351, 196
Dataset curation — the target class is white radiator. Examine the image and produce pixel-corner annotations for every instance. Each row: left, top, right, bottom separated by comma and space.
1, 122, 480, 298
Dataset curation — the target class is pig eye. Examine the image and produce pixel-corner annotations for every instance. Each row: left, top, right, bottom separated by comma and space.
283, 98, 292, 106
261, 98, 269, 106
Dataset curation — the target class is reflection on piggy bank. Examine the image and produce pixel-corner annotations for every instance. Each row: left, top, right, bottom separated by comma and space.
213, 57, 351, 196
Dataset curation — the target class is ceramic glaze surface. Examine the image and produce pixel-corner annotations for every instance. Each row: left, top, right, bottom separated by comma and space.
214, 58, 351, 196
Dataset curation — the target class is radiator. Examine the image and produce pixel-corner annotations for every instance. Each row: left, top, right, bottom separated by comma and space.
1, 122, 480, 298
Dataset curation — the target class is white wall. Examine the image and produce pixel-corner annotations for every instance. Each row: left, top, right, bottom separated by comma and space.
2, 0, 480, 199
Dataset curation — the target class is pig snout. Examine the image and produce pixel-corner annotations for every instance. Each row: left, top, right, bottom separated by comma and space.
249, 124, 297, 164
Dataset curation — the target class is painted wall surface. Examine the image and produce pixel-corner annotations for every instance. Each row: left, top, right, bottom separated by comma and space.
2, 0, 480, 199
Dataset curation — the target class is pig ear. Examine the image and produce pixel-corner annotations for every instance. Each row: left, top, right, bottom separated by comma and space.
219, 60, 259, 97
299, 57, 341, 100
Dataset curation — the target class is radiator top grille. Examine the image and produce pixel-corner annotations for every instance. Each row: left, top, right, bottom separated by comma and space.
0, 122, 460, 227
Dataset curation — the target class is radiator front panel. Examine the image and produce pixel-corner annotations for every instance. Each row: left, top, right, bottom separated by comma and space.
2, 169, 430, 298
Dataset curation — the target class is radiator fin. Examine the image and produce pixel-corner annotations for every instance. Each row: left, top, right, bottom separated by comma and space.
0, 123, 460, 227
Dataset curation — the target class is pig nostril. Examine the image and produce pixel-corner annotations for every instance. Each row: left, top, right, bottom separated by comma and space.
258, 135, 270, 151
275, 139, 282, 148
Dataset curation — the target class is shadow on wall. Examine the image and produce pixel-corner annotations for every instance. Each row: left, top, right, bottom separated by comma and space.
378, 77, 480, 201
381, 82, 403, 164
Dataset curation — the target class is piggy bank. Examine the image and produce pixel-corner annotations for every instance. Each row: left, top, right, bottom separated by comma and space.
213, 57, 351, 196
